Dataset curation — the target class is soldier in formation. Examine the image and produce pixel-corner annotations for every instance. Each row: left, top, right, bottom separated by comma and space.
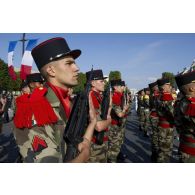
174, 71, 195, 162
13, 37, 97, 163
107, 79, 129, 162
148, 81, 159, 162
86, 69, 112, 163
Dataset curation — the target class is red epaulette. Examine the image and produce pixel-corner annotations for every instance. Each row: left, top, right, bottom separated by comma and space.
14, 94, 32, 129
161, 92, 174, 101
90, 91, 101, 109
112, 92, 122, 106
29, 87, 58, 126
14, 87, 58, 129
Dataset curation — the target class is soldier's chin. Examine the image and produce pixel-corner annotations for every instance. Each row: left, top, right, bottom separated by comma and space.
68, 80, 78, 87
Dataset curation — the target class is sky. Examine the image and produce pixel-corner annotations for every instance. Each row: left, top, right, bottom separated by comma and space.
1, 33, 195, 90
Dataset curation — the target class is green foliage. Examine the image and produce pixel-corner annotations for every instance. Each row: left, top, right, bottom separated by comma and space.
109, 71, 121, 81
73, 72, 86, 93
0, 58, 21, 92
162, 72, 176, 88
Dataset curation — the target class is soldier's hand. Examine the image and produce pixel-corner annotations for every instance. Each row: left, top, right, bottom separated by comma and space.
88, 93, 97, 124
123, 104, 129, 111
77, 138, 91, 162
0, 97, 7, 105
107, 115, 112, 124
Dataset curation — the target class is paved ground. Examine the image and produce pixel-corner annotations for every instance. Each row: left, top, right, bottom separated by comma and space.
0, 121, 21, 163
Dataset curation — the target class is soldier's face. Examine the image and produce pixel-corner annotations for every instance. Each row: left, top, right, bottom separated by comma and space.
29, 82, 43, 91
114, 85, 123, 93
92, 80, 105, 92
162, 84, 172, 93
121, 86, 125, 91
141, 91, 145, 96
22, 86, 30, 94
52, 56, 79, 87
153, 86, 159, 92
146, 90, 150, 95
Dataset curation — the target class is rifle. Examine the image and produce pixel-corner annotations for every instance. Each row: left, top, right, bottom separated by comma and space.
63, 67, 93, 162
94, 83, 110, 145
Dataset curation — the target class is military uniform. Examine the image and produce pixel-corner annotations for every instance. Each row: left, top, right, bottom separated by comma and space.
13, 37, 81, 163
14, 84, 70, 162
86, 69, 109, 163
138, 90, 145, 132
120, 81, 129, 146
108, 79, 123, 162
148, 82, 159, 162
156, 79, 175, 163
174, 71, 195, 162
143, 88, 150, 137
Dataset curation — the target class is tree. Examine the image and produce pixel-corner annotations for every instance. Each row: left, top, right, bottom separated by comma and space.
162, 72, 176, 88
0, 58, 21, 92
73, 72, 86, 93
109, 71, 121, 81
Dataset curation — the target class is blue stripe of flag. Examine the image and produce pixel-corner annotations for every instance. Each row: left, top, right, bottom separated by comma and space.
26, 39, 38, 51
8, 41, 17, 52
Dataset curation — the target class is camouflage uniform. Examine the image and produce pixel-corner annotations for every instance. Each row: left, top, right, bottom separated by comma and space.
174, 71, 195, 162
14, 86, 68, 163
174, 96, 195, 162
88, 90, 108, 163
138, 94, 145, 131
143, 93, 150, 136
108, 91, 123, 163
149, 90, 160, 161
156, 91, 175, 163
120, 90, 130, 146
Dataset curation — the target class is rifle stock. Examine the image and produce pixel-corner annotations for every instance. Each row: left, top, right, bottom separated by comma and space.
95, 83, 110, 145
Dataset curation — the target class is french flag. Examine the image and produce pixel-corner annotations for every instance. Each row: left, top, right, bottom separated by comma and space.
8, 41, 17, 80
20, 39, 38, 80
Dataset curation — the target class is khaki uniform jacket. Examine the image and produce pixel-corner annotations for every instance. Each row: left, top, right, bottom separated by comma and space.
14, 86, 67, 163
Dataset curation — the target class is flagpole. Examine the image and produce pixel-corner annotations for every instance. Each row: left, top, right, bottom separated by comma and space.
19, 33, 28, 81
19, 33, 28, 56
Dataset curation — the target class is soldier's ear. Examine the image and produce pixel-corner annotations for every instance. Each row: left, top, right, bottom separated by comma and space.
91, 80, 95, 87
46, 64, 56, 77
189, 86, 195, 92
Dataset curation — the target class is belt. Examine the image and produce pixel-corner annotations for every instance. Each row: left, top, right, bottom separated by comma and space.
111, 119, 118, 125
150, 111, 158, 117
179, 143, 195, 155
158, 123, 174, 128
180, 135, 195, 143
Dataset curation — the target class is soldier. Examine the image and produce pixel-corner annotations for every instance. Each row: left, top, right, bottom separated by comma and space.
138, 89, 145, 132
127, 90, 132, 114
117, 80, 130, 161
86, 69, 111, 163
13, 37, 97, 163
120, 81, 130, 144
143, 87, 150, 137
174, 71, 195, 162
107, 79, 128, 162
148, 81, 159, 162
156, 78, 175, 162
26, 73, 44, 92
20, 81, 30, 95
171, 87, 177, 103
